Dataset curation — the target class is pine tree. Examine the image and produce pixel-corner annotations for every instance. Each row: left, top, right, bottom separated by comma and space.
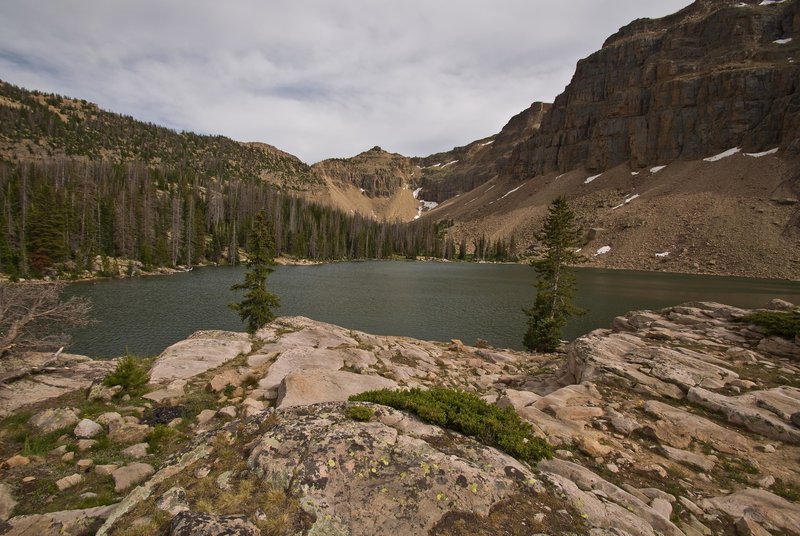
523, 196, 585, 352
229, 210, 281, 334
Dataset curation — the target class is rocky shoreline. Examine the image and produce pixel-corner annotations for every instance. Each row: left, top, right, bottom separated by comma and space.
0, 301, 799, 535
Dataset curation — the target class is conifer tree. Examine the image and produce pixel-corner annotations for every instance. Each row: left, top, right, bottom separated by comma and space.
229, 210, 280, 334
523, 196, 585, 352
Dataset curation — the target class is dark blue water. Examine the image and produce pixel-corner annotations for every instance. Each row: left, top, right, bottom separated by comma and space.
64, 262, 800, 358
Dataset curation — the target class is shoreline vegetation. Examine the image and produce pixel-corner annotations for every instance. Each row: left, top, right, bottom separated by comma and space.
3, 254, 799, 285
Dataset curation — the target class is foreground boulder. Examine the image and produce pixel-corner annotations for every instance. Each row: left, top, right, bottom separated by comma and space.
0, 353, 117, 418
4, 302, 799, 535
2, 505, 115, 536
96, 403, 589, 535
149, 330, 252, 384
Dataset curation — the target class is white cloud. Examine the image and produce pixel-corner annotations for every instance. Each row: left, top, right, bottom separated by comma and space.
0, 0, 693, 163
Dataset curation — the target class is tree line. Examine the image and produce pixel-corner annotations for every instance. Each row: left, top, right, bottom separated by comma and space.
0, 157, 460, 278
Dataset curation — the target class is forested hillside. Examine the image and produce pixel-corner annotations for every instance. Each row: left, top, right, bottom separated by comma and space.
0, 81, 453, 278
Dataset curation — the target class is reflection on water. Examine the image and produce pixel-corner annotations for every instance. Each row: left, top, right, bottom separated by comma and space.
65, 262, 800, 358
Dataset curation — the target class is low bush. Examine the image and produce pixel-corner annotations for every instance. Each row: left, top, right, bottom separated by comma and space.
350, 388, 552, 464
346, 405, 374, 422
772, 479, 800, 503
146, 424, 181, 453
738, 310, 800, 339
103, 355, 149, 395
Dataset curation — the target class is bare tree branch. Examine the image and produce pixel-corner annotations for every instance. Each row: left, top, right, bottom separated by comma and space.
0, 281, 92, 358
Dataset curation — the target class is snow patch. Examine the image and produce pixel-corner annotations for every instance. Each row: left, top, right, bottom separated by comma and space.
745, 148, 779, 158
584, 173, 602, 184
443, 160, 459, 167
631, 171, 640, 176
498, 184, 525, 200
611, 193, 640, 210
774, 38, 793, 44
595, 246, 611, 256
413, 189, 439, 220
655, 251, 670, 258
555, 173, 565, 180
359, 188, 366, 194
485, 184, 496, 192
480, 140, 494, 146
650, 165, 667, 174
703, 147, 741, 162
760, 0, 786, 5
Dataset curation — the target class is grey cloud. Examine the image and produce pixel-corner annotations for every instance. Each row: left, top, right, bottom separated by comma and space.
0, 0, 693, 163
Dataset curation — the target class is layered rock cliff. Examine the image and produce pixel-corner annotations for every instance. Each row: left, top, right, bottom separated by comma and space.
415, 102, 551, 202
311, 146, 418, 198
506, 0, 800, 177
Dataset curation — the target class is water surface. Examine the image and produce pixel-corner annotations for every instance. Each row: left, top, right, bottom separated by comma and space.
65, 262, 800, 358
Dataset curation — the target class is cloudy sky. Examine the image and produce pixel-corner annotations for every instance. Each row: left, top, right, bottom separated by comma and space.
1, 1, 692, 163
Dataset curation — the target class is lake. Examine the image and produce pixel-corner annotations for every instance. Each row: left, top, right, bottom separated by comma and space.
64, 262, 800, 358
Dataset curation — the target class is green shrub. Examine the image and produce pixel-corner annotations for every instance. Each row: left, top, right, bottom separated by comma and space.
738, 310, 800, 338
350, 388, 552, 464
346, 405, 374, 422
103, 355, 149, 395
772, 479, 800, 503
146, 424, 180, 453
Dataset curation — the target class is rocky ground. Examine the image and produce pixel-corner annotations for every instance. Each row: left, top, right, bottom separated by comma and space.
0, 300, 799, 535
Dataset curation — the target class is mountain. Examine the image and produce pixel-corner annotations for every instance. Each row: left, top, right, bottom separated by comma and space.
316, 0, 800, 279
0, 81, 449, 279
0, 81, 318, 190
504, 0, 800, 178
307, 146, 422, 221
418, 0, 800, 279
305, 102, 552, 222
1, 0, 799, 279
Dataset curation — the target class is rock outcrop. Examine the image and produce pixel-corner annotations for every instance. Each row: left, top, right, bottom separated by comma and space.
507, 0, 800, 178
3, 301, 799, 535
312, 146, 418, 198
0, 353, 117, 418
148, 330, 252, 384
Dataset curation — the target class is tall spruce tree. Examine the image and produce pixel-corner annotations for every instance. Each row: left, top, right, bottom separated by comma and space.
229, 210, 280, 334
523, 196, 585, 352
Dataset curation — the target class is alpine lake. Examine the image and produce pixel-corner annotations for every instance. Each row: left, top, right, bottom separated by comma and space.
64, 261, 800, 358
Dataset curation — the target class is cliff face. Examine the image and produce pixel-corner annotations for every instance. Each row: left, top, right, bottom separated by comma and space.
415, 102, 551, 202
307, 103, 552, 206
506, 0, 800, 178
311, 146, 418, 198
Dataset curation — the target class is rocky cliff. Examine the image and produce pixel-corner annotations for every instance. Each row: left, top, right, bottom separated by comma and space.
415, 102, 551, 202
312, 146, 418, 198
506, 0, 800, 178
306, 103, 551, 208
1, 302, 799, 535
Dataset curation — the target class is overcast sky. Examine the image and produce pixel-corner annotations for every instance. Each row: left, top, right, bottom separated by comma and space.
0, 1, 693, 163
